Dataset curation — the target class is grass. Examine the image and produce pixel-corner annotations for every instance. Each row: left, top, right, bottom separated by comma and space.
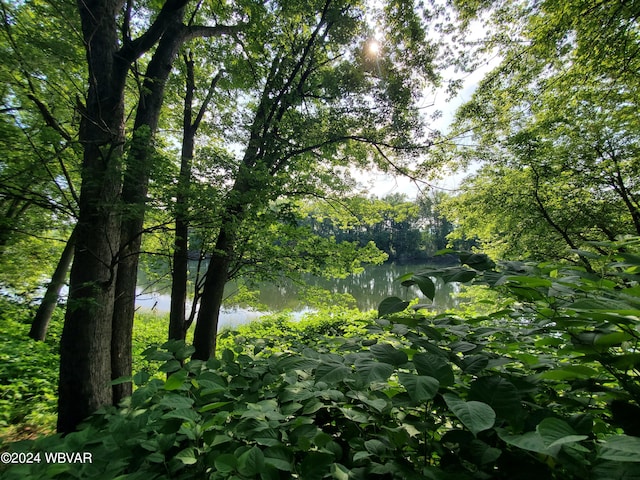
0, 300, 174, 445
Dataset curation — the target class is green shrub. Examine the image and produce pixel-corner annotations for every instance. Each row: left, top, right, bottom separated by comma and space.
0, 298, 60, 436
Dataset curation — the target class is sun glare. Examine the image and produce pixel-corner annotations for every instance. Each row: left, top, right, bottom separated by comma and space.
367, 39, 381, 56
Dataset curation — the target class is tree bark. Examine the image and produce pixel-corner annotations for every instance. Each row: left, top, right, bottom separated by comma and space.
169, 54, 196, 342
111, 9, 186, 406
57, 0, 129, 434
29, 227, 76, 341
192, 227, 237, 359
59, 0, 190, 434
169, 57, 221, 341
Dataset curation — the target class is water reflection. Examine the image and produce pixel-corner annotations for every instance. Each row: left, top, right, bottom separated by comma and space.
136, 262, 459, 326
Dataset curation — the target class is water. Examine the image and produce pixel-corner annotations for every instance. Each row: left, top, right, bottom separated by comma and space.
135, 262, 459, 327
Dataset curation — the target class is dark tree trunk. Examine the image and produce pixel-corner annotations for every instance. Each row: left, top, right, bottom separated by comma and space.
58, 0, 190, 433
169, 56, 221, 342
192, 228, 236, 360
57, 0, 129, 434
169, 55, 196, 342
29, 227, 76, 341
111, 12, 185, 406
192, 171, 252, 360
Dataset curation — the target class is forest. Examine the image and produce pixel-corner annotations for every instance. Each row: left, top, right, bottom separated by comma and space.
1, 0, 640, 478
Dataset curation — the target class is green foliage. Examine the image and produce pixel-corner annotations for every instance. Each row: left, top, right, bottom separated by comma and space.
5, 241, 640, 478
302, 193, 454, 263
440, 0, 640, 263
0, 299, 60, 436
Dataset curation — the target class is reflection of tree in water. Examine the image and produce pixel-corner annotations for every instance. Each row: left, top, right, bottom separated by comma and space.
138, 262, 461, 314
251, 263, 461, 313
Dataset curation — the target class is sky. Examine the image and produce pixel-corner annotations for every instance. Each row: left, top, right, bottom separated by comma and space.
362, 58, 497, 200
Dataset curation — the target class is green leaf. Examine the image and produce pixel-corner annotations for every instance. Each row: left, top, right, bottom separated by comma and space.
331, 463, 350, 480
539, 365, 599, 380
469, 376, 522, 424
412, 353, 454, 387
469, 439, 501, 465
276, 356, 319, 373
175, 447, 198, 465
497, 430, 549, 455
598, 435, 640, 462
378, 297, 410, 317
164, 369, 188, 390
536, 417, 587, 448
354, 358, 394, 384
339, 407, 371, 423
110, 375, 132, 385
315, 360, 351, 384
161, 408, 199, 423
459, 253, 496, 271
264, 446, 293, 471
133, 371, 150, 386
370, 343, 409, 366
199, 401, 233, 413
460, 355, 489, 374
158, 395, 194, 409
401, 274, 436, 300
441, 268, 477, 284
214, 453, 238, 473
443, 394, 496, 436
238, 446, 265, 476
398, 373, 439, 402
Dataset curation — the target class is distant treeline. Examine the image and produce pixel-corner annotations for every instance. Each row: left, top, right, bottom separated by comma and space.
301, 193, 472, 263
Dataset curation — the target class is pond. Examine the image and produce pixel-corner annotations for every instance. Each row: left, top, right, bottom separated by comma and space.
135, 262, 459, 328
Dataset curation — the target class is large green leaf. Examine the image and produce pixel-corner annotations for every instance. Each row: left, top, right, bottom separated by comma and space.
264, 446, 294, 471
469, 376, 522, 424
378, 297, 410, 317
163, 369, 188, 391
214, 453, 238, 473
460, 354, 489, 374
401, 274, 436, 300
469, 439, 502, 465
398, 373, 439, 402
238, 446, 265, 476
354, 358, 394, 384
412, 353, 454, 387
539, 365, 599, 380
497, 430, 549, 456
370, 343, 409, 366
315, 360, 351, 384
598, 435, 640, 462
443, 394, 495, 436
459, 253, 496, 271
441, 268, 477, 284
536, 417, 587, 449
174, 447, 198, 465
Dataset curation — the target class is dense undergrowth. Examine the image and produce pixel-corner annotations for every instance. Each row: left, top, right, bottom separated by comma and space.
1, 243, 640, 478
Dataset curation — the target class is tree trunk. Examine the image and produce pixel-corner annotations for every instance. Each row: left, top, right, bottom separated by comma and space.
29, 227, 76, 341
168, 55, 196, 342
57, 0, 129, 434
59, 0, 189, 433
192, 174, 250, 360
111, 14, 186, 405
169, 56, 221, 341
192, 228, 236, 360
110, 13, 238, 403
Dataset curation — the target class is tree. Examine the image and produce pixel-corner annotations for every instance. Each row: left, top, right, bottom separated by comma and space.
439, 0, 640, 263
190, 0, 437, 359
1, 0, 82, 332
58, 0, 243, 433
110, 4, 241, 405
168, 55, 221, 342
